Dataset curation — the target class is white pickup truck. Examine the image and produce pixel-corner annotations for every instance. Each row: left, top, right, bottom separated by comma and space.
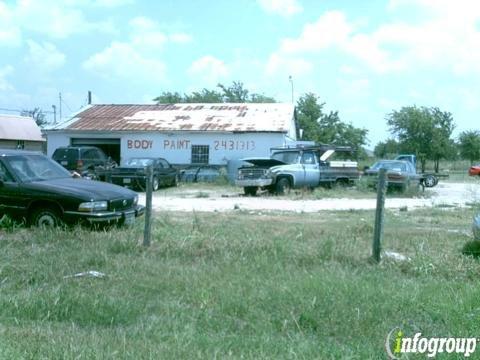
236, 146, 360, 195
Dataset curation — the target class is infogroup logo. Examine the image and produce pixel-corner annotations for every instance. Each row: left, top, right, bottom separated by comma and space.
385, 328, 477, 358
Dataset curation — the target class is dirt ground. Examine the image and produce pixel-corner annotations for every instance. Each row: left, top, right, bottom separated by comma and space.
138, 181, 480, 213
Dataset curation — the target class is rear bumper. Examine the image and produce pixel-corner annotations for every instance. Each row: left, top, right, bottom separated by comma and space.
111, 175, 147, 187
64, 205, 145, 224
235, 179, 273, 187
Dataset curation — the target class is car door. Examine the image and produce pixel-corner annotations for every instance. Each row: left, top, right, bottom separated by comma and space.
301, 151, 320, 187
0, 160, 28, 218
159, 159, 176, 183
152, 159, 166, 186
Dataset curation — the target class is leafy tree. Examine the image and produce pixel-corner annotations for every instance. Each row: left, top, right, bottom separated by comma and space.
458, 130, 480, 165
21, 107, 47, 127
374, 139, 400, 158
153, 92, 185, 104
217, 81, 249, 102
185, 89, 223, 103
386, 106, 455, 172
296, 93, 368, 158
154, 81, 276, 104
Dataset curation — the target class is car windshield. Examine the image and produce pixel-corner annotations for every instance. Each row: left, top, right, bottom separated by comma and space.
371, 161, 406, 172
5, 154, 72, 182
125, 158, 154, 166
271, 151, 299, 164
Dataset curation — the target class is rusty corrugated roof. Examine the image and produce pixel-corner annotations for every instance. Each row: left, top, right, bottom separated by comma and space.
0, 114, 45, 141
50, 103, 294, 133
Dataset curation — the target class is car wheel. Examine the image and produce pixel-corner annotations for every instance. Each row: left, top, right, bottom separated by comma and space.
276, 178, 291, 195
244, 186, 258, 196
424, 175, 437, 188
152, 176, 159, 191
30, 207, 62, 228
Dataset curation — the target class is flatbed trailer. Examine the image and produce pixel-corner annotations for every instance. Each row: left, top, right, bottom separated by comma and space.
420, 172, 449, 188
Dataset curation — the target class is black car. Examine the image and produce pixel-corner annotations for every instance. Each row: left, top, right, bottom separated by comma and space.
52, 146, 116, 179
111, 157, 178, 191
0, 150, 144, 227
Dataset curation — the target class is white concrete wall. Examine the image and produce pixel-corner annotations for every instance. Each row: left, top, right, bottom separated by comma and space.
46, 133, 70, 156
46, 131, 291, 165
119, 132, 286, 165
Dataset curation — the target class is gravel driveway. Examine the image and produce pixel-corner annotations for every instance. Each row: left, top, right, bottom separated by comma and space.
138, 182, 480, 213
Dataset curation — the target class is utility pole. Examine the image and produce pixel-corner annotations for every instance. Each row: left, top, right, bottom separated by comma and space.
59, 92, 62, 122
289, 75, 294, 104
52, 105, 57, 124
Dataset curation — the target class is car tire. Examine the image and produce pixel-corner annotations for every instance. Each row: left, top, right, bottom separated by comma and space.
244, 186, 258, 196
30, 207, 62, 228
152, 176, 159, 191
276, 177, 291, 195
424, 174, 437, 188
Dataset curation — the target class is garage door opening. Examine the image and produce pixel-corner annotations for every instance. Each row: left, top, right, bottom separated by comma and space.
70, 138, 121, 164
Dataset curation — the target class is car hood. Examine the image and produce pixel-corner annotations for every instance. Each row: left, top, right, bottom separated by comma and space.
241, 157, 287, 167
25, 178, 137, 201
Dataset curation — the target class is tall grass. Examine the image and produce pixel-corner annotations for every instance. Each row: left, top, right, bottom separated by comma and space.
1, 208, 479, 358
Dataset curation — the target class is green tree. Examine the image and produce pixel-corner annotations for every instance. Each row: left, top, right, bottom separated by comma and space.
386, 106, 455, 172
296, 93, 368, 158
21, 107, 47, 127
153, 82, 276, 104
458, 130, 480, 165
185, 89, 223, 103
153, 92, 185, 104
374, 139, 400, 158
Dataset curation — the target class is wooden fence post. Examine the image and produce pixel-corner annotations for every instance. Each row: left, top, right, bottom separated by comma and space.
143, 164, 153, 247
372, 168, 387, 262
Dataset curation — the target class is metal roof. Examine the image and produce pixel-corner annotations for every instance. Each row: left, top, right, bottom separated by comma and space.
49, 103, 295, 133
0, 114, 45, 141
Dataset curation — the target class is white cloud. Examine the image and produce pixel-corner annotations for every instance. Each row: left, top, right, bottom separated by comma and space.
0, 0, 116, 42
0, 2, 21, 46
129, 17, 192, 50
83, 42, 166, 83
265, 53, 312, 77
83, 16, 192, 84
280, 11, 352, 53
25, 40, 66, 72
0, 65, 14, 91
272, 5, 480, 75
169, 33, 193, 44
188, 56, 229, 86
338, 78, 370, 97
258, 0, 303, 16
93, 0, 134, 7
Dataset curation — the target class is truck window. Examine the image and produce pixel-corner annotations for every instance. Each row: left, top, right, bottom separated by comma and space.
301, 152, 316, 164
271, 151, 299, 164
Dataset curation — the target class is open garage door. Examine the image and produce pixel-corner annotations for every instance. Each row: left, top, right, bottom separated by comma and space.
71, 138, 121, 164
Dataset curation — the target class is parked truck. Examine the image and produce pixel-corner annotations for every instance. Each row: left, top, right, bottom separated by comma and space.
235, 145, 360, 195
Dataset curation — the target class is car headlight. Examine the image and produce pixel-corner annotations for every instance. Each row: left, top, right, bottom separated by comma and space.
78, 201, 108, 212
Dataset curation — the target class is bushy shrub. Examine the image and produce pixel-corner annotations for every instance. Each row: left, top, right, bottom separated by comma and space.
462, 240, 480, 258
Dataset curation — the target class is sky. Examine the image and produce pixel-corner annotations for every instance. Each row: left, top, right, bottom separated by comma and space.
0, 0, 479, 147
